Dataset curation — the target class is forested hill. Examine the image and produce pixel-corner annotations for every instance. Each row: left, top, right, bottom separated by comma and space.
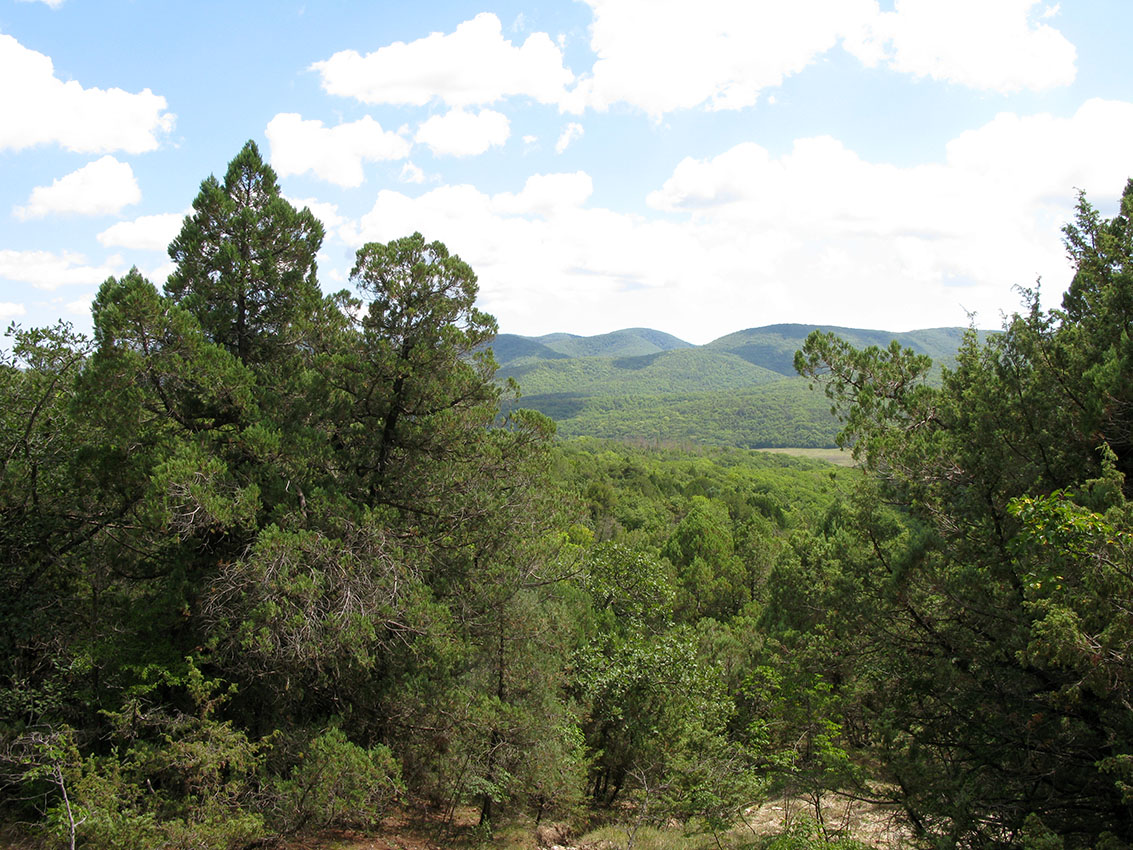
492, 323, 990, 448
495, 323, 976, 376
702, 324, 980, 375
490, 326, 693, 369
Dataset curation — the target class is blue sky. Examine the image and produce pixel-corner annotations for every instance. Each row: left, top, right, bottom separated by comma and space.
2, 0, 1132, 344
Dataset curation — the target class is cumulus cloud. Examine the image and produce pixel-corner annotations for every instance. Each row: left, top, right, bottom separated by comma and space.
266, 114, 411, 187
649, 98, 1132, 220
566, 0, 872, 115
64, 294, 94, 315
311, 13, 573, 108
400, 162, 426, 184
415, 108, 510, 157
283, 196, 344, 231
0, 32, 174, 153
854, 0, 1077, 93
0, 302, 27, 323
97, 210, 186, 251
555, 123, 584, 154
492, 172, 594, 217
340, 179, 700, 338
303, 2, 1075, 119
15, 156, 141, 220
0, 249, 124, 290
336, 99, 1132, 342
564, 0, 1076, 116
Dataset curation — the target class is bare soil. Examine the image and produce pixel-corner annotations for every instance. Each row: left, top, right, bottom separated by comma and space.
278, 793, 912, 850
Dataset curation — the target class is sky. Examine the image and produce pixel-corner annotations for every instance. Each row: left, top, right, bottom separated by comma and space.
2, 0, 1132, 345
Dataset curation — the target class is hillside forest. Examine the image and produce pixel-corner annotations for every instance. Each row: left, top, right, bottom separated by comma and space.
2, 142, 1133, 850
490, 322, 990, 450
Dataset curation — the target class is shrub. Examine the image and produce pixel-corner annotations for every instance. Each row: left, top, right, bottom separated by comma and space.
273, 727, 403, 832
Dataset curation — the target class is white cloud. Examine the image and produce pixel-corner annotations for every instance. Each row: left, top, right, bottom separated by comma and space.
492, 172, 594, 217
65, 294, 94, 315
16, 0, 64, 7
855, 0, 1077, 93
283, 196, 344, 231
140, 260, 175, 287
400, 162, 426, 184
303, 1, 1076, 122
555, 123, 584, 154
266, 113, 410, 187
316, 250, 348, 284
415, 108, 510, 157
15, 156, 141, 220
642, 98, 1133, 331
566, 0, 877, 115
564, 0, 1076, 116
0, 32, 174, 153
97, 210, 186, 251
339, 176, 708, 339
337, 99, 1133, 342
310, 12, 573, 107
0, 302, 27, 323
0, 250, 124, 290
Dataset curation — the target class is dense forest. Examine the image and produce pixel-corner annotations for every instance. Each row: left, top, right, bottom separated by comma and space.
2, 142, 1132, 850
489, 324, 992, 450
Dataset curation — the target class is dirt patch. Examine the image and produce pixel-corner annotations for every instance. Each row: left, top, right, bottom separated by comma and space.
741, 792, 912, 848
276, 810, 465, 850
260, 794, 913, 850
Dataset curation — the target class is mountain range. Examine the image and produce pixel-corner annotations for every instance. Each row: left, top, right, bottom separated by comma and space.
491, 324, 988, 448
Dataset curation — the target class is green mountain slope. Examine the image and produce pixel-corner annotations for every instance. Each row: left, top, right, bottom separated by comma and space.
506, 348, 783, 396
510, 377, 838, 448
484, 334, 570, 370
491, 327, 692, 367
706, 324, 982, 375
536, 327, 694, 359
494, 324, 983, 449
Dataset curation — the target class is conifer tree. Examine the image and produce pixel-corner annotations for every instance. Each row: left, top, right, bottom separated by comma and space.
166, 141, 324, 366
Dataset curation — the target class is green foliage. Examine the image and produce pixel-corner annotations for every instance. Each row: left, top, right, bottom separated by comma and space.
3, 662, 270, 850
494, 323, 985, 451
0, 322, 93, 728
506, 349, 783, 397
663, 495, 747, 620
709, 323, 985, 377
577, 622, 733, 806
0, 144, 570, 844
790, 182, 1133, 847
512, 379, 842, 449
166, 140, 324, 366
15, 138, 1130, 850
756, 820, 873, 850
585, 542, 676, 626
273, 727, 402, 832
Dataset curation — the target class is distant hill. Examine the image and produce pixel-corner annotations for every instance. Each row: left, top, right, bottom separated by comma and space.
492, 327, 693, 369
491, 324, 988, 449
505, 349, 783, 396
705, 324, 982, 375
510, 379, 838, 448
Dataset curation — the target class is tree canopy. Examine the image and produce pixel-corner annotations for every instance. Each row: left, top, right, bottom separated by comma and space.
793, 180, 1133, 847
3, 142, 1133, 850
